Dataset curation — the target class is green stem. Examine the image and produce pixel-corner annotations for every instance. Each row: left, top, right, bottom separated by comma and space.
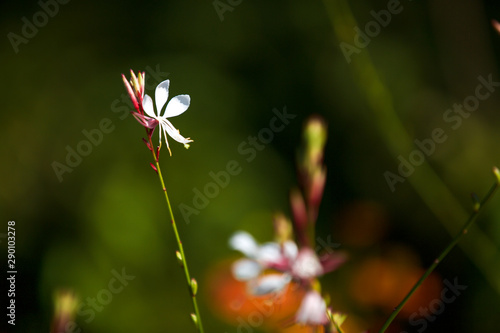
147, 136, 204, 333
333, 322, 344, 333
378, 167, 500, 332
326, 310, 345, 333
331, 319, 345, 333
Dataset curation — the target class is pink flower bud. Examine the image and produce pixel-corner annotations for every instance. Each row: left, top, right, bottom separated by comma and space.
290, 188, 309, 246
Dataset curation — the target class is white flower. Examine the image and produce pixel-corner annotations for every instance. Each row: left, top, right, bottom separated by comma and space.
229, 231, 285, 266
229, 231, 261, 258
142, 79, 193, 155
291, 248, 323, 280
229, 231, 345, 327
247, 273, 292, 295
229, 230, 346, 302
229, 231, 294, 294
295, 290, 329, 325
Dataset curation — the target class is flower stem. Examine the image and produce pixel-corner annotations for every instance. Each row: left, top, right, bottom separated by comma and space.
327, 315, 345, 333
378, 167, 500, 332
333, 323, 344, 333
147, 136, 204, 333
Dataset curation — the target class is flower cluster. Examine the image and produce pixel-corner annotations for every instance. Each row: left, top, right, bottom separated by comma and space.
229, 116, 347, 331
122, 70, 193, 156
229, 229, 346, 326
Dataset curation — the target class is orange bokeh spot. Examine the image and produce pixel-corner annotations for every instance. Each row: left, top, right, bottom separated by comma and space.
349, 255, 442, 317
205, 259, 307, 331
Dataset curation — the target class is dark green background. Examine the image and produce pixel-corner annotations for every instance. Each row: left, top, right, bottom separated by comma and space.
2, 0, 500, 332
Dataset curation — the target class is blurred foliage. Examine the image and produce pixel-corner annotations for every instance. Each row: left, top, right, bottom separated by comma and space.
1, 0, 500, 332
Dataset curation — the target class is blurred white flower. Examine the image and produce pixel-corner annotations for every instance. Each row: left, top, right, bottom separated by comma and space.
291, 248, 323, 280
247, 273, 292, 296
229, 231, 345, 295
229, 231, 294, 294
229, 230, 346, 327
295, 290, 329, 325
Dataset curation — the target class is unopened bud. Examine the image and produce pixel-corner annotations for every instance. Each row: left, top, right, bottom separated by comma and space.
190, 278, 198, 296
330, 311, 347, 327
308, 167, 326, 209
303, 116, 327, 169
273, 212, 293, 243
50, 290, 78, 333
493, 166, 500, 184
190, 313, 198, 326
176, 251, 183, 267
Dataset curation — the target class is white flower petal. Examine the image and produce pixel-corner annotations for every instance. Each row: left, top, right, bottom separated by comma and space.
164, 120, 192, 144
250, 274, 291, 295
291, 248, 323, 280
232, 259, 262, 281
295, 291, 328, 325
164, 94, 190, 118
142, 94, 156, 118
229, 231, 259, 258
283, 241, 298, 261
258, 243, 282, 264
155, 80, 170, 114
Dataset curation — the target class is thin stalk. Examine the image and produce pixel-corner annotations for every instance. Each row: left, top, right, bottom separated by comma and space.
333, 321, 345, 333
326, 310, 346, 333
147, 135, 204, 333
378, 167, 500, 332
